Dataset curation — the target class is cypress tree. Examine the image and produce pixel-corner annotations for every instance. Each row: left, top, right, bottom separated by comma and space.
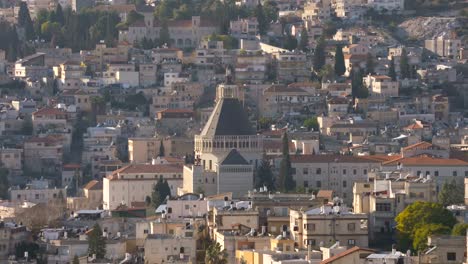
388, 57, 397, 81
365, 52, 375, 75
255, 154, 275, 191
151, 178, 164, 208
298, 27, 309, 52
159, 139, 165, 157
278, 132, 295, 192
255, 3, 268, 35
159, 19, 170, 47
400, 48, 411, 79
55, 4, 65, 26
334, 45, 345, 76
312, 37, 326, 72
18, 2, 34, 40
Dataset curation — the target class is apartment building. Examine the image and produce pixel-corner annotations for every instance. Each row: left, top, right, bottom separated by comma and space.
290, 204, 369, 249
103, 163, 183, 210
289, 155, 381, 203
0, 222, 31, 260
144, 234, 196, 263
273, 52, 310, 83
230, 18, 259, 39
302, 0, 331, 21
10, 181, 66, 204
14, 53, 48, 79
235, 54, 268, 84
0, 148, 22, 173
23, 136, 63, 174
53, 61, 84, 90
67, 180, 103, 211
425, 35, 463, 58
363, 75, 399, 98
32, 107, 69, 134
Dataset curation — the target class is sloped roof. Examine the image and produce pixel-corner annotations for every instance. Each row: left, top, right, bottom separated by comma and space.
221, 149, 249, 165
382, 155, 468, 166
321, 247, 375, 264
291, 155, 382, 164
200, 98, 255, 137
83, 180, 103, 191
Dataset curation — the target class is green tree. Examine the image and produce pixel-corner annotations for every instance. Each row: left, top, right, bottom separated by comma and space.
159, 19, 170, 46
334, 45, 345, 76
255, 154, 275, 191
438, 179, 464, 206
451, 223, 468, 236
413, 223, 450, 251
312, 37, 326, 72
151, 178, 163, 208
395, 201, 457, 250
0, 168, 9, 199
18, 2, 35, 40
162, 179, 171, 200
258, 117, 273, 130
351, 67, 367, 99
126, 10, 144, 26
54, 4, 65, 26
365, 53, 375, 75
388, 57, 397, 81
88, 223, 106, 259
400, 48, 411, 79
22, 115, 33, 135
205, 242, 228, 264
303, 117, 319, 131
159, 139, 165, 157
283, 33, 297, 51
298, 27, 309, 52
278, 132, 295, 192
255, 3, 267, 35
72, 255, 79, 264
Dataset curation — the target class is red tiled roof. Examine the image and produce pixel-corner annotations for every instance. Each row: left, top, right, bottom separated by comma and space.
107, 164, 182, 180
63, 164, 81, 170
291, 155, 382, 164
382, 155, 468, 166
83, 180, 103, 190
321, 247, 375, 264
32, 107, 66, 116
402, 141, 433, 152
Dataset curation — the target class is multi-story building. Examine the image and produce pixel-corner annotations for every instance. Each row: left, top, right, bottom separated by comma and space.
235, 54, 268, 84
230, 18, 259, 39
32, 107, 69, 134
273, 52, 310, 83
121, 16, 218, 49
181, 83, 262, 197
10, 181, 66, 204
67, 180, 103, 211
139, 63, 157, 87
289, 155, 382, 203
0, 148, 22, 173
144, 234, 196, 263
53, 61, 84, 90
367, 0, 405, 12
23, 136, 63, 174
259, 83, 325, 118
302, 0, 331, 21
334, 0, 366, 19
353, 173, 437, 239
290, 203, 369, 249
0, 222, 31, 260
363, 75, 399, 98
103, 163, 183, 210
14, 53, 48, 79
425, 35, 463, 58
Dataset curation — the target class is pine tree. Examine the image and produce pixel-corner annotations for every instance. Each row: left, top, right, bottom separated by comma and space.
159, 139, 165, 157
400, 48, 411, 79
312, 37, 326, 72
18, 2, 34, 40
334, 45, 345, 76
162, 179, 171, 200
88, 223, 106, 259
388, 57, 397, 81
278, 132, 295, 192
255, 154, 275, 191
298, 27, 309, 52
365, 53, 375, 75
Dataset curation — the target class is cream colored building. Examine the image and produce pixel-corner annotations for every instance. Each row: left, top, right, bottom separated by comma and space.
302, 0, 331, 21
290, 204, 369, 249
144, 234, 196, 264
425, 35, 462, 58
419, 235, 466, 264
103, 164, 183, 210
23, 136, 63, 174
0, 148, 22, 172
364, 75, 399, 98
67, 180, 103, 211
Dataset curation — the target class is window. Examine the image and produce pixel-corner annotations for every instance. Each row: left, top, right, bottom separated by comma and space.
316, 168, 321, 174
417, 170, 421, 176
465, 171, 468, 177
306, 239, 316, 246
376, 203, 391, 212
303, 168, 308, 175
316, 181, 321, 188
343, 169, 346, 174
347, 223, 356, 231
304, 181, 309, 187
435, 171, 439, 177
343, 181, 347, 188
185, 205, 189, 210
453, 171, 457, 177
143, 229, 149, 234
348, 239, 355, 246
304, 224, 315, 231
167, 207, 172, 213
364, 169, 367, 174
353, 169, 357, 175
447, 252, 456, 261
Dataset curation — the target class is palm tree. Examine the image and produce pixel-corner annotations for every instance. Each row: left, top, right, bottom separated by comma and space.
205, 242, 228, 264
